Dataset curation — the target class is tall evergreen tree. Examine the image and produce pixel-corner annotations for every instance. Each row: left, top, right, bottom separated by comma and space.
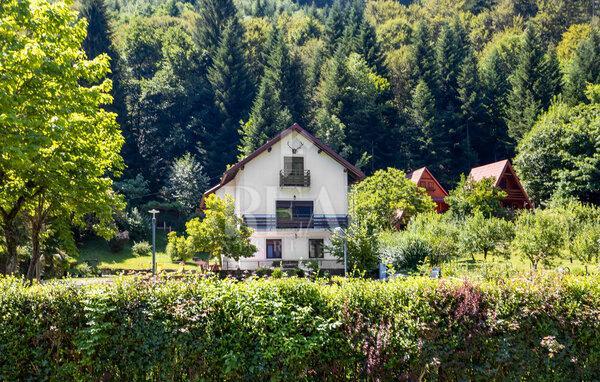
505, 26, 548, 142
480, 48, 515, 160
324, 0, 346, 52
207, 19, 253, 172
194, 0, 238, 57
457, 51, 485, 169
564, 29, 599, 105
435, 19, 468, 108
411, 22, 436, 91
239, 29, 295, 156
410, 79, 450, 181
539, 45, 562, 109
79, 0, 129, 166
356, 19, 387, 75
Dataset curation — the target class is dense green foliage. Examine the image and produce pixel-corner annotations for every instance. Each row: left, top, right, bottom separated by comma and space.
167, 195, 256, 263
1, 275, 599, 381
515, 87, 600, 205
377, 201, 599, 272
77, 0, 597, 196
0, 0, 124, 277
446, 175, 507, 218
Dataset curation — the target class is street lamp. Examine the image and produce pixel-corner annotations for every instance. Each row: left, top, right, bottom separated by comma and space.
334, 227, 347, 277
148, 209, 159, 277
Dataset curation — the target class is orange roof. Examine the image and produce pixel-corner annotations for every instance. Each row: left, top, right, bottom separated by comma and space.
468, 159, 510, 186
406, 166, 448, 196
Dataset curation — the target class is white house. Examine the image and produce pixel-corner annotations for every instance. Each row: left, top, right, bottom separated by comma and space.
201, 123, 365, 271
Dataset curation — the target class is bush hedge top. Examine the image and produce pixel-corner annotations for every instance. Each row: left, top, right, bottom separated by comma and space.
1, 274, 599, 381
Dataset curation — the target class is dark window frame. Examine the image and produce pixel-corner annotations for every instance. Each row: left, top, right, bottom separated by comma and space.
276, 200, 314, 228
266, 239, 282, 259
309, 238, 324, 259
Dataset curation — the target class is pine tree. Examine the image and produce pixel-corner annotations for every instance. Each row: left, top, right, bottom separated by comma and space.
194, 0, 238, 57
79, 0, 129, 162
356, 19, 387, 76
325, 0, 346, 52
208, 19, 253, 170
539, 45, 562, 109
480, 49, 512, 160
411, 22, 436, 91
410, 79, 450, 181
457, 51, 485, 170
564, 29, 599, 105
505, 26, 546, 141
435, 19, 468, 108
239, 29, 294, 156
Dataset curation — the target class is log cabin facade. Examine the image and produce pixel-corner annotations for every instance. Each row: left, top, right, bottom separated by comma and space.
469, 159, 532, 209
406, 167, 449, 212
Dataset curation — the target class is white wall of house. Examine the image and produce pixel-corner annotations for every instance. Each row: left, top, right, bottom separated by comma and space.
215, 130, 348, 270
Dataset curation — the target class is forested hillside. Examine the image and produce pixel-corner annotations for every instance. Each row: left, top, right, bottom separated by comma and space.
80, 0, 596, 198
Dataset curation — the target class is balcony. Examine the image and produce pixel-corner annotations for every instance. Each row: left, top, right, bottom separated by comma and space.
280, 170, 310, 187
243, 214, 348, 231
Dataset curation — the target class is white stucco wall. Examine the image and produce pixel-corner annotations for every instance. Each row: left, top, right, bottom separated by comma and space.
215, 131, 349, 269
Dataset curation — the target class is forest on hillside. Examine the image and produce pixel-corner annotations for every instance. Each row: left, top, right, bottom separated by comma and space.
80, 0, 596, 207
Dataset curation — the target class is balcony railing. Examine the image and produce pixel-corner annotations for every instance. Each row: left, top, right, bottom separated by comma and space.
243, 214, 348, 231
280, 170, 310, 187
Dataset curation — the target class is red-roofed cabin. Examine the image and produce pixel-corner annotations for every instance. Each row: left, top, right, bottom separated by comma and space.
406, 167, 449, 213
469, 159, 532, 209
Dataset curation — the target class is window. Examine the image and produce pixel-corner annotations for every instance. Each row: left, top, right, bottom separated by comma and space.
266, 239, 282, 259
284, 156, 304, 175
309, 239, 324, 258
276, 201, 313, 228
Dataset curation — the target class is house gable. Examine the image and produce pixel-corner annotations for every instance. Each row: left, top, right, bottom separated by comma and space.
202, 123, 365, 208
469, 159, 532, 208
406, 167, 449, 212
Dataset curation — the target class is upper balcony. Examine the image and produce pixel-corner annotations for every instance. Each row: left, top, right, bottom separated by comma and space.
243, 214, 348, 231
280, 169, 311, 187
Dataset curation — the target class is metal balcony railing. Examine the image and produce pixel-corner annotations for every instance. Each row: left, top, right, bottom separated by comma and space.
280, 169, 310, 187
243, 214, 348, 231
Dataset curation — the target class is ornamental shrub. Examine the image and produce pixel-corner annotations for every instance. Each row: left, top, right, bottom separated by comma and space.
131, 241, 152, 257
0, 275, 598, 381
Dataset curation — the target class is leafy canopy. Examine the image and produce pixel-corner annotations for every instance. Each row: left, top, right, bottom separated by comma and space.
0, 0, 124, 273
167, 195, 256, 264
350, 168, 435, 231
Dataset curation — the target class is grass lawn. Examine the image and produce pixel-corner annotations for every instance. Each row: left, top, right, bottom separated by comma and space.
78, 233, 199, 271
445, 252, 593, 277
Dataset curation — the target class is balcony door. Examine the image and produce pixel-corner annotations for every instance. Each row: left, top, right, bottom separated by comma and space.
284, 156, 304, 175
266, 239, 282, 259
276, 200, 313, 228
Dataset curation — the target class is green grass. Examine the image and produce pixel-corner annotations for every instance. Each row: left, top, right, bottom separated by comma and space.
443, 252, 593, 277
78, 233, 199, 271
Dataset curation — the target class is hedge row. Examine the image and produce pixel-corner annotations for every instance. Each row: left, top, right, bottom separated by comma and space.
1, 274, 599, 381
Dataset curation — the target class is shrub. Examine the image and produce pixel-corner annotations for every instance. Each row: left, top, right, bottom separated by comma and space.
379, 231, 431, 272
131, 241, 152, 257
255, 267, 270, 277
69, 263, 94, 277
271, 267, 284, 279
0, 275, 598, 381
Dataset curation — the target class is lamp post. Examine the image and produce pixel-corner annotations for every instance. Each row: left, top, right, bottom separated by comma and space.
334, 227, 347, 277
148, 209, 159, 277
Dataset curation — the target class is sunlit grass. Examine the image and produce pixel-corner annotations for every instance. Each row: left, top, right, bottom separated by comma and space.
78, 233, 198, 271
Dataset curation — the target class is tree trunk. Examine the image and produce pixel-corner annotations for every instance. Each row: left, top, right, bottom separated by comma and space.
1, 223, 19, 274
26, 226, 41, 281
483, 249, 488, 261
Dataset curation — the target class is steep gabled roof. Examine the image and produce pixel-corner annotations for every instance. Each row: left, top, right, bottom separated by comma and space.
468, 159, 531, 204
405, 166, 448, 196
469, 159, 510, 186
201, 123, 365, 206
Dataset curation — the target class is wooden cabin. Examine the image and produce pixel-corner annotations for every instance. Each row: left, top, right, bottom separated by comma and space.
469, 159, 532, 209
406, 167, 449, 213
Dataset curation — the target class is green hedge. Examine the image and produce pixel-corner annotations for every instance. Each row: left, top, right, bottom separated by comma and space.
1, 275, 599, 381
